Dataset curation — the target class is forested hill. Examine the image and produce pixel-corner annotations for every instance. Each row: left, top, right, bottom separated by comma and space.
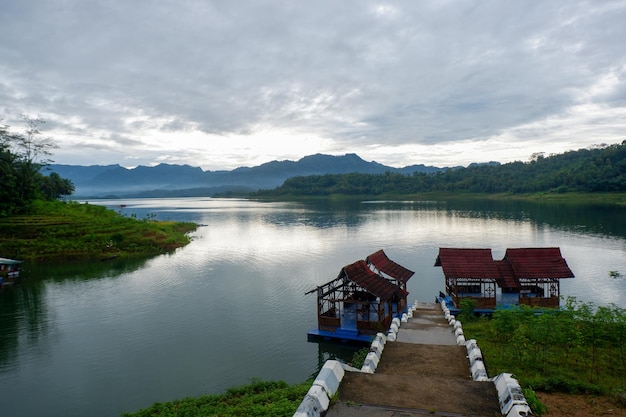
254, 141, 626, 196
47, 153, 448, 197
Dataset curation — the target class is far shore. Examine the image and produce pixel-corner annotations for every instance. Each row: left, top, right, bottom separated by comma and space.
250, 191, 626, 206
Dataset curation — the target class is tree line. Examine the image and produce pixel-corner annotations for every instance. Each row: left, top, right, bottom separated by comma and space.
0, 116, 74, 216
254, 141, 626, 196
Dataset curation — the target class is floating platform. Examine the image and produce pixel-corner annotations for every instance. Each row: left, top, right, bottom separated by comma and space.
436, 294, 552, 317
437, 294, 507, 316
307, 328, 374, 344
437, 295, 461, 315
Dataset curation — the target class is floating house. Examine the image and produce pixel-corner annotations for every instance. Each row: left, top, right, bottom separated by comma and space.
366, 249, 414, 314
435, 247, 574, 313
0, 257, 22, 287
307, 250, 411, 343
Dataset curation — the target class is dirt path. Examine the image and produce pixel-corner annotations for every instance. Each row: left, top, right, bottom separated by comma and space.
329, 333, 501, 416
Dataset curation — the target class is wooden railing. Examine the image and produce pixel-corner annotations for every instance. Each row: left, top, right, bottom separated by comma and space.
357, 315, 391, 334
454, 295, 496, 309
519, 297, 559, 308
318, 316, 340, 330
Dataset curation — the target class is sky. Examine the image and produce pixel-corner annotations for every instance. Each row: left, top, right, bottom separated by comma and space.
1, 0, 625, 170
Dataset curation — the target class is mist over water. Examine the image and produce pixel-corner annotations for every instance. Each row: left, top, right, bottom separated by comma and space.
1, 198, 625, 417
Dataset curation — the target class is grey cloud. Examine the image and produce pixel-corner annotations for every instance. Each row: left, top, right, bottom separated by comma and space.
0, 0, 625, 168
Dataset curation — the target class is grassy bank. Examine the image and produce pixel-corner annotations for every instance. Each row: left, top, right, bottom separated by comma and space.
460, 298, 626, 408
0, 200, 197, 261
122, 379, 311, 417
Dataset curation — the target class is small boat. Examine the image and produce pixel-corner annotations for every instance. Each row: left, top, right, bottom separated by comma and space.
0, 257, 23, 287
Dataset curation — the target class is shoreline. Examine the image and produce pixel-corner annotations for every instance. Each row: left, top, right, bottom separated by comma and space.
0, 200, 197, 262
251, 191, 626, 206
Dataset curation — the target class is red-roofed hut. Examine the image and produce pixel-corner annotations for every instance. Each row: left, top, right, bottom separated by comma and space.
503, 247, 575, 308
435, 247, 575, 311
307, 259, 408, 341
366, 249, 414, 313
434, 248, 500, 309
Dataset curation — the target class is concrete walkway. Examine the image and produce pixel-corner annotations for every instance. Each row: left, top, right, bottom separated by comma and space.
325, 303, 501, 417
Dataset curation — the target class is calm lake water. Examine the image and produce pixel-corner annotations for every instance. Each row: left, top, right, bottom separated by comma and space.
1, 197, 626, 417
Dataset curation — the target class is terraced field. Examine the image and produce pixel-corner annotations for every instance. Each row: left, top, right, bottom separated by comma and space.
0, 201, 196, 261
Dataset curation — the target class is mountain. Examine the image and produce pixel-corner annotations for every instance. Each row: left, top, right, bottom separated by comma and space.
47, 153, 447, 198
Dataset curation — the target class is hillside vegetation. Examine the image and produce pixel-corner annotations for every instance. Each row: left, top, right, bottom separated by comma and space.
462, 298, 626, 415
122, 379, 310, 417
2, 118, 196, 261
0, 200, 196, 261
254, 141, 626, 197
462, 298, 626, 394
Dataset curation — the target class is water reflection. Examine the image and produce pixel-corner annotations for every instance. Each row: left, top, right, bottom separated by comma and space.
23, 256, 152, 282
1, 197, 624, 417
441, 199, 626, 239
0, 281, 48, 371
94, 197, 626, 240
0, 257, 151, 372
314, 341, 364, 376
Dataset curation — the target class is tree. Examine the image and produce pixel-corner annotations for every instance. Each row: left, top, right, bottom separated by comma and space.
12, 115, 58, 164
39, 172, 75, 200
0, 116, 73, 214
0, 124, 20, 215
7, 116, 57, 206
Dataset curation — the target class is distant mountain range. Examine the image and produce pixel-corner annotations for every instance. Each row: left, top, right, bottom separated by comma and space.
46, 153, 462, 198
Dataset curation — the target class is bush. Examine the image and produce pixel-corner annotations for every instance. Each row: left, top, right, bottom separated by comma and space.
523, 387, 548, 416
350, 348, 369, 369
458, 298, 477, 322
122, 379, 310, 417
463, 298, 626, 396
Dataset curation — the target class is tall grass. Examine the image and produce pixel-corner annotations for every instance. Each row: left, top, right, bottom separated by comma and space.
462, 297, 626, 395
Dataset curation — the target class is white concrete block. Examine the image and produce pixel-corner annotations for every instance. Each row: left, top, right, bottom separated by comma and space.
370, 339, 384, 357
505, 403, 532, 417
360, 364, 375, 373
390, 322, 399, 333
313, 360, 344, 397
294, 385, 329, 417
364, 351, 380, 368
471, 360, 488, 381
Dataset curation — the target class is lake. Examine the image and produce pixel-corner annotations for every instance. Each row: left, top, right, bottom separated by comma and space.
1, 197, 625, 417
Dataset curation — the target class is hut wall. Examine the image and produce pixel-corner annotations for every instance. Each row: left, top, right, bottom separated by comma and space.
454, 295, 497, 309
357, 315, 391, 334
318, 316, 341, 330
520, 297, 560, 308
396, 297, 407, 314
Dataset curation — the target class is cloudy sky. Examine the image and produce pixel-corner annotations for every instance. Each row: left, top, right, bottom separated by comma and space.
1, 1, 625, 170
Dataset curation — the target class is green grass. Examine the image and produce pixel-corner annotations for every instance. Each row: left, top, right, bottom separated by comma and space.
0, 200, 197, 261
461, 298, 626, 395
121, 379, 311, 417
